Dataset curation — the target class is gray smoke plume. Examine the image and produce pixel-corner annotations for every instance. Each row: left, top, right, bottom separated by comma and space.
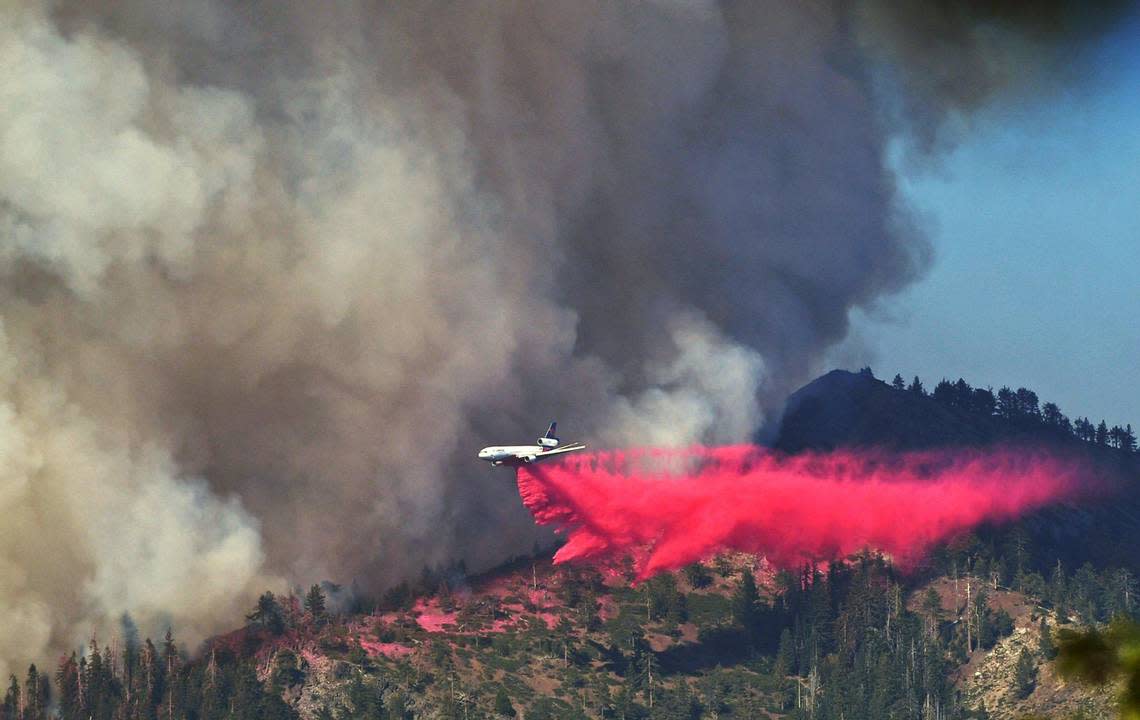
0, 0, 1130, 673
856, 0, 1135, 147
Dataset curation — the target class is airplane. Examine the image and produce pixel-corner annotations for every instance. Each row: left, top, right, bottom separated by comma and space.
477, 421, 587, 466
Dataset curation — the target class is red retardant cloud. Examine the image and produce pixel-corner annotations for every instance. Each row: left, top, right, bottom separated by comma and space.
516, 446, 1088, 580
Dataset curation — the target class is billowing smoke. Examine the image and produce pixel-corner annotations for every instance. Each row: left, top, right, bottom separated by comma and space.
518, 446, 1091, 580
0, 0, 1130, 673
856, 0, 1136, 147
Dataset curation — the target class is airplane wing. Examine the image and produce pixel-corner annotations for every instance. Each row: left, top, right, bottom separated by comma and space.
528, 442, 587, 463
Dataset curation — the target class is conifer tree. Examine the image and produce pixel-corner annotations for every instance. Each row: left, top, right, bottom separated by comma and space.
493, 686, 516, 717
933, 379, 955, 406
732, 569, 759, 640
1096, 420, 1109, 446
247, 592, 286, 634
1014, 648, 1036, 698
1075, 417, 1095, 442
892, 374, 905, 390
385, 691, 409, 720
775, 628, 795, 676
683, 563, 711, 589
56, 654, 80, 720
1, 675, 17, 720
1050, 562, 1069, 620
24, 664, 38, 720
305, 584, 328, 625
972, 387, 997, 416
1042, 402, 1064, 427
1015, 387, 1040, 418
1039, 617, 1057, 660
997, 386, 1017, 419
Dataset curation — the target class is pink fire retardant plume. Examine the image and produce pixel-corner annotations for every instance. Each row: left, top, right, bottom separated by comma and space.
517, 446, 1089, 581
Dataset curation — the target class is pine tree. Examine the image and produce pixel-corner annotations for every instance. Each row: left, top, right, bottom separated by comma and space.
933, 379, 955, 406
1015, 387, 1041, 419
385, 692, 409, 720
1096, 420, 1109, 446
922, 587, 943, 639
908, 376, 925, 395
683, 562, 711, 589
1050, 562, 1069, 620
56, 654, 80, 720
996, 386, 1017, 419
1039, 617, 1057, 660
493, 686, 516, 717
1042, 402, 1064, 427
1122, 424, 1137, 453
1, 675, 18, 720
1110, 425, 1125, 449
973, 588, 997, 649
24, 664, 45, 720
732, 569, 760, 640
641, 646, 659, 710
1014, 648, 1036, 698
24, 665, 40, 720
993, 608, 1014, 638
775, 628, 795, 677
159, 628, 179, 720
305, 584, 328, 625
247, 591, 286, 634
972, 387, 997, 416
1075, 417, 1095, 442
892, 374, 905, 390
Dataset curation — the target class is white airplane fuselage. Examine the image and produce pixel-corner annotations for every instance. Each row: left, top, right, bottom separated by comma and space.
478, 421, 586, 466
478, 445, 550, 465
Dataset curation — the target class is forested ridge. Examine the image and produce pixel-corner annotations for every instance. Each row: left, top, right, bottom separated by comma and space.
2, 369, 1136, 720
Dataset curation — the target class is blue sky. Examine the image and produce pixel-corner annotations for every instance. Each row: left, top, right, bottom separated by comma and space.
846, 22, 1140, 427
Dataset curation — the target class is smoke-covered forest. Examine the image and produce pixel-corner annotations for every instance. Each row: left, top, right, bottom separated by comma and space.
2, 0, 1137, 716
5, 522, 1132, 720
3, 369, 1136, 720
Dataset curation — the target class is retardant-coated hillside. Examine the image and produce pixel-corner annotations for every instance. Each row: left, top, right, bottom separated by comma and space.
24, 369, 1139, 720
775, 369, 1140, 575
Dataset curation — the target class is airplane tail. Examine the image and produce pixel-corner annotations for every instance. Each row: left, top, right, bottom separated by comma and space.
537, 421, 560, 448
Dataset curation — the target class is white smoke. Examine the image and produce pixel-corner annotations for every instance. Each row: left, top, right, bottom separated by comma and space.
1, 0, 1119, 672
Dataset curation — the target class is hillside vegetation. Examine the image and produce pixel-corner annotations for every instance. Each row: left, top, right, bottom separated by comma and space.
4, 369, 1138, 720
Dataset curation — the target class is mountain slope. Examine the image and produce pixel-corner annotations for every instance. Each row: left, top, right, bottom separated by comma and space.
50, 369, 1137, 720
775, 369, 1140, 574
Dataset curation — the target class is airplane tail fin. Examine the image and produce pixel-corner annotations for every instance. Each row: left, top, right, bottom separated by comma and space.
537, 420, 560, 448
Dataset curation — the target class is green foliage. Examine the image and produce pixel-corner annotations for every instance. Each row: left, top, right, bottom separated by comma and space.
684, 592, 730, 626
1057, 620, 1140, 718
993, 608, 1014, 638
247, 591, 287, 635
19, 475, 1140, 720
493, 685, 516, 717
731, 569, 759, 632
683, 563, 712, 589
43, 629, 300, 720
271, 650, 304, 692
1039, 617, 1057, 660
1, 676, 17, 720
305, 584, 328, 624
1014, 648, 1036, 699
